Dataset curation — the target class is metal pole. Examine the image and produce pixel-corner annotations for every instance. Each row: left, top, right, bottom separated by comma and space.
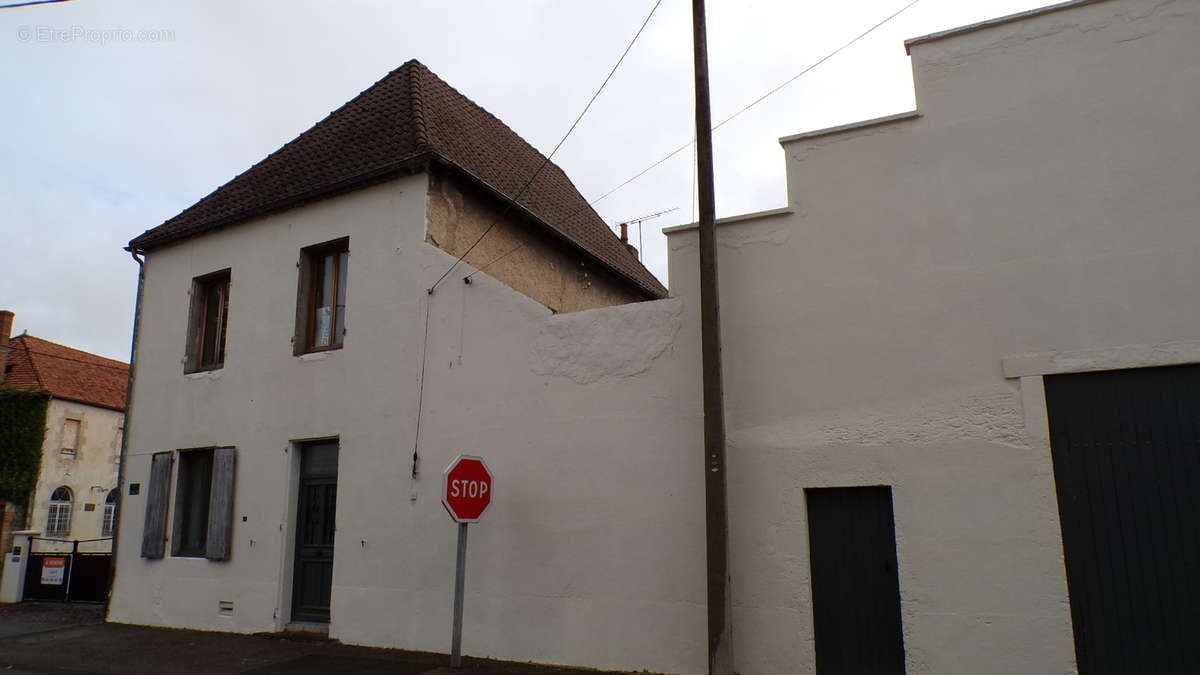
691, 0, 733, 673
451, 522, 468, 668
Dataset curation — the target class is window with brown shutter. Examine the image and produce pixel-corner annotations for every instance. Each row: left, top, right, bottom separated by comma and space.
294, 238, 349, 354
170, 446, 237, 560
140, 448, 236, 561
185, 269, 231, 372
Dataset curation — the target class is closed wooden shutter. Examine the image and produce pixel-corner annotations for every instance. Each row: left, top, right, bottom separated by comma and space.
206, 446, 236, 561
141, 452, 174, 559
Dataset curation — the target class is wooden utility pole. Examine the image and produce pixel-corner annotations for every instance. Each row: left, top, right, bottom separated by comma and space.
691, 0, 732, 673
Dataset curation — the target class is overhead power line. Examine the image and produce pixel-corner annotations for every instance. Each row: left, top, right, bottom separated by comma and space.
0, 0, 74, 8
464, 0, 922, 289
428, 0, 665, 293
589, 0, 922, 206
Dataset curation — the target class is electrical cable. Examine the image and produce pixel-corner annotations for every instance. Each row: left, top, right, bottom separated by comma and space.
428, 0, 665, 293
465, 0, 921, 282
0, 0, 74, 8
589, 0, 922, 206
413, 0, 664, 482
410, 292, 431, 478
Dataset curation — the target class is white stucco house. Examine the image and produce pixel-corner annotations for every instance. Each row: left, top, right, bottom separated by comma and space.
110, 60, 708, 674
111, 0, 1200, 673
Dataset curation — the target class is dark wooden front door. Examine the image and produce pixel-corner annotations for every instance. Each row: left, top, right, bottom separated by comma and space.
292, 441, 338, 623
1045, 365, 1200, 674
806, 486, 906, 675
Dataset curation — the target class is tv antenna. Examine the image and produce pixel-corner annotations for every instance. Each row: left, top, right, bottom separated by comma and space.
614, 206, 679, 260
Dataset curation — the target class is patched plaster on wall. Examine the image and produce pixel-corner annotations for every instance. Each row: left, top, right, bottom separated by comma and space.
730, 384, 1028, 450
530, 298, 681, 384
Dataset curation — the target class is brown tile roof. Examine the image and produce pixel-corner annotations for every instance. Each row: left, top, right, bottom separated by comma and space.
3, 335, 128, 411
128, 60, 667, 298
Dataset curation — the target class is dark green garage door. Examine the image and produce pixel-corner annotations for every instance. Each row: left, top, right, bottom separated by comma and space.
1045, 365, 1200, 674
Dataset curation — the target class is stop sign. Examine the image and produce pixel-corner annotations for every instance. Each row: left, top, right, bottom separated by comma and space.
442, 455, 493, 523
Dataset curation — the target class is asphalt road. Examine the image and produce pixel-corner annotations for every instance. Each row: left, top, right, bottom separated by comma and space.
0, 603, 654, 675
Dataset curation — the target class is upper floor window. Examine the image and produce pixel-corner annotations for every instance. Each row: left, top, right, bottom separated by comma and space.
61, 418, 80, 457
185, 269, 231, 372
102, 489, 118, 537
295, 238, 348, 354
47, 486, 73, 537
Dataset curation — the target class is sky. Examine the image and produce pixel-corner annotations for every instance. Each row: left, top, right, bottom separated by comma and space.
0, 0, 1053, 361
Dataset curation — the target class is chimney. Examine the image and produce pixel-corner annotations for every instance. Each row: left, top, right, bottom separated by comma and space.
0, 310, 12, 384
618, 223, 638, 258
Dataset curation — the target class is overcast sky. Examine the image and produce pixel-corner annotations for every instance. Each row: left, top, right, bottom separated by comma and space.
0, 0, 1051, 361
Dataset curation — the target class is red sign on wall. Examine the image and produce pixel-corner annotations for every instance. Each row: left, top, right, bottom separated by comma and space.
442, 455, 493, 523
41, 557, 66, 585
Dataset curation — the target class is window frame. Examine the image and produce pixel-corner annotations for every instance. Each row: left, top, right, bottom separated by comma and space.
171, 448, 215, 558
46, 486, 73, 537
152, 446, 236, 561
60, 418, 81, 457
102, 489, 117, 537
185, 269, 231, 373
294, 238, 349, 355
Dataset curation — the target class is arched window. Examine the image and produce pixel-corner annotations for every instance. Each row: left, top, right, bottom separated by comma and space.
47, 486, 73, 537
102, 489, 118, 537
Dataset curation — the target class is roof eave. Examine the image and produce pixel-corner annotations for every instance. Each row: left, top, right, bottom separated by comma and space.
127, 152, 665, 299
48, 393, 127, 413
128, 153, 434, 253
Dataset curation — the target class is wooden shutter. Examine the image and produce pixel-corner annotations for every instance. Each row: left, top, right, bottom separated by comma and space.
206, 446, 236, 561
141, 452, 174, 559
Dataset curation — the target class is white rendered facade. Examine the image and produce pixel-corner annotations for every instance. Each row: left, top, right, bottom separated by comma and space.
111, 1, 1200, 672
109, 173, 708, 674
665, 0, 1200, 672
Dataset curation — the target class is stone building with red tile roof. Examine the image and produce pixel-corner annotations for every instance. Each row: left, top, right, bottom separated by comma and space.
0, 310, 128, 561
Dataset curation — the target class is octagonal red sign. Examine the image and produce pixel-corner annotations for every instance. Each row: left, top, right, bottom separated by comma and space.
442, 455, 493, 523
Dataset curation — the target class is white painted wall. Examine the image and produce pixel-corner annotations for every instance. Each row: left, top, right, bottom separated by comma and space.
110, 174, 707, 675
666, 1, 1199, 672
29, 399, 122, 552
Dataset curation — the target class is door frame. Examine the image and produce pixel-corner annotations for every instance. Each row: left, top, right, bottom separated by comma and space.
278, 435, 338, 629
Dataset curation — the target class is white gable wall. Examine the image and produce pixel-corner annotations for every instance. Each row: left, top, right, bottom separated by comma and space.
110, 173, 707, 674
667, 0, 1199, 673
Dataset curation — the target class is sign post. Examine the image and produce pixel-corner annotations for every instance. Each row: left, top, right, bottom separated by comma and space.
442, 455, 493, 669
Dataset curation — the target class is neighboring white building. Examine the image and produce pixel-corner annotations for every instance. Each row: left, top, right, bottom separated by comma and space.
111, 0, 1200, 673
0, 312, 127, 554
665, 0, 1200, 673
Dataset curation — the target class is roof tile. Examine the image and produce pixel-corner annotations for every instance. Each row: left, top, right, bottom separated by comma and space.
129, 60, 666, 297
3, 335, 128, 411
